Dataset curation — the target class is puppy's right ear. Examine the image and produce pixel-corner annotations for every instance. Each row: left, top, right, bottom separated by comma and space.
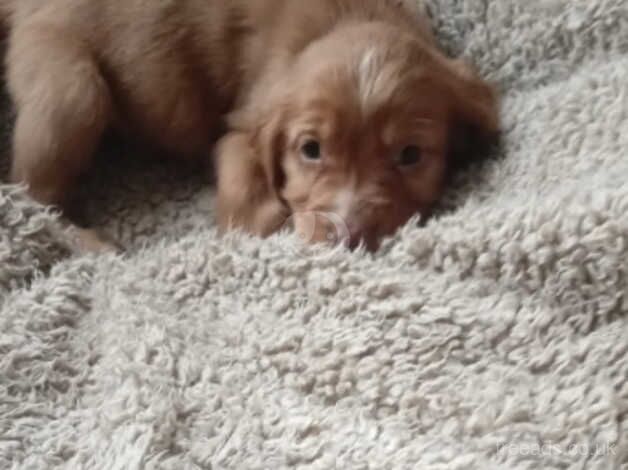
228, 102, 288, 200
252, 108, 287, 198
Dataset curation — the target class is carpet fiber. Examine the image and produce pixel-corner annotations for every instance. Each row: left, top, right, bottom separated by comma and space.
2, 1, 628, 468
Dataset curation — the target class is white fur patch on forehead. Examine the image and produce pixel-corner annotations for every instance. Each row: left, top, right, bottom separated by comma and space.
356, 45, 403, 115
359, 47, 379, 81
357, 46, 384, 112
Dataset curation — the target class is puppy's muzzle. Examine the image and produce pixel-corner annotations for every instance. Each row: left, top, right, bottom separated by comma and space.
286, 211, 376, 251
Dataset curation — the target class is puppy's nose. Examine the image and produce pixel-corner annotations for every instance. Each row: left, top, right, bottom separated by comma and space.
342, 225, 364, 250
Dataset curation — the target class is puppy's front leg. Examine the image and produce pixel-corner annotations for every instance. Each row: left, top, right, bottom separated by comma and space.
215, 132, 289, 237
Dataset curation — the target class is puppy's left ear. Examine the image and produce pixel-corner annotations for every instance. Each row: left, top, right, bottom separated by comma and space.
445, 60, 500, 172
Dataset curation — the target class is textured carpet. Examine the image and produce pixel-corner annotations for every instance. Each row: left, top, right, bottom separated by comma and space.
2, 1, 628, 468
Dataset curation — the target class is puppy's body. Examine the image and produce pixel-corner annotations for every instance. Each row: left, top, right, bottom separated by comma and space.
3, 0, 498, 250
6, 0, 242, 165
5, 0, 431, 154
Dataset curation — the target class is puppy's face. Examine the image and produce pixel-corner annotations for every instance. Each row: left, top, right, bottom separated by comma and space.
248, 24, 498, 250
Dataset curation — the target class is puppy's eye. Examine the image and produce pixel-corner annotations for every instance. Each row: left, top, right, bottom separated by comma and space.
301, 140, 322, 161
396, 145, 422, 167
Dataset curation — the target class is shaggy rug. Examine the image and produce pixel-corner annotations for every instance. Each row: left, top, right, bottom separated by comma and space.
2, 1, 628, 468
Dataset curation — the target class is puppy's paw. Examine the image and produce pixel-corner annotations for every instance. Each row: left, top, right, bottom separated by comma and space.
63, 225, 123, 255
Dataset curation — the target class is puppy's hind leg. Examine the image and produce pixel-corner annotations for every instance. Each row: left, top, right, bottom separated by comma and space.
7, 24, 116, 253
7, 24, 111, 204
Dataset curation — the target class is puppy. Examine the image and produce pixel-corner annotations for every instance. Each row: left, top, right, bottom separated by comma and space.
3, 0, 498, 252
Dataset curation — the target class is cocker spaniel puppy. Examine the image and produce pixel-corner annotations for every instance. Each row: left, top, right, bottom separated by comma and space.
4, 0, 498, 251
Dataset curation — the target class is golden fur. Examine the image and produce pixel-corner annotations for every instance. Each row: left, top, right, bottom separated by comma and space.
3, 0, 499, 251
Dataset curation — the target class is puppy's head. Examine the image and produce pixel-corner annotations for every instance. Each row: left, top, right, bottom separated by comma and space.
242, 22, 498, 250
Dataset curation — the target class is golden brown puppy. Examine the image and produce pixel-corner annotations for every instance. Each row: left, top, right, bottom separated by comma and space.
3, 0, 498, 251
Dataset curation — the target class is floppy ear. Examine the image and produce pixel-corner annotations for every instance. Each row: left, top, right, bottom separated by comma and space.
217, 99, 291, 237
216, 99, 291, 237
228, 101, 287, 201
251, 107, 287, 198
445, 60, 500, 173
